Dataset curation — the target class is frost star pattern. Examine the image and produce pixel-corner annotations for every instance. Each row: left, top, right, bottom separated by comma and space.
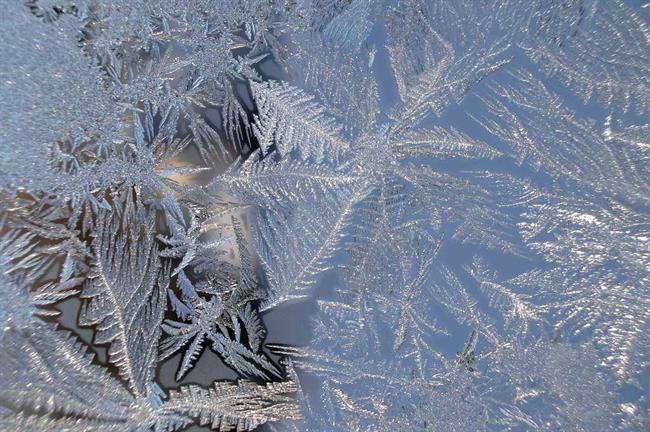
1, 0, 650, 431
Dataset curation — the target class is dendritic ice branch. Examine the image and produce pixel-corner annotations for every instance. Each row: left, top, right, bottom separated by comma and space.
1, 0, 649, 431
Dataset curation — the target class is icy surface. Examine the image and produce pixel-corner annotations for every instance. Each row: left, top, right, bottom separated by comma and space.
0, 1, 649, 431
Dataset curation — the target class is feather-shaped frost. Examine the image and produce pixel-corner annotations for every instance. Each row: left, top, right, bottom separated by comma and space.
79, 190, 168, 397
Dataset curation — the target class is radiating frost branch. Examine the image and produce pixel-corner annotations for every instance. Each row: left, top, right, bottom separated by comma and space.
79, 188, 168, 397
160, 380, 302, 432
285, 34, 380, 136
466, 256, 545, 338
386, 0, 512, 131
156, 204, 280, 381
522, 0, 650, 114
0, 324, 133, 423
254, 181, 368, 312
0, 324, 300, 431
472, 69, 648, 201
251, 81, 350, 162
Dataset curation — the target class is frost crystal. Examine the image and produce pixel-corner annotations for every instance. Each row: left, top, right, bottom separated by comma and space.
1, 0, 649, 431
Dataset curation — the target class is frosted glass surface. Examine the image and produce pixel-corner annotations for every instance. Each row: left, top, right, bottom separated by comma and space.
0, 1, 649, 431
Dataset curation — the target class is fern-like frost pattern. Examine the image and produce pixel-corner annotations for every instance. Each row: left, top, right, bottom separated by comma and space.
1, 0, 649, 431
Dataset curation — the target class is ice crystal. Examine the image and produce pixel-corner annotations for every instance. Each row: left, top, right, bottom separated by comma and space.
1, 0, 649, 431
